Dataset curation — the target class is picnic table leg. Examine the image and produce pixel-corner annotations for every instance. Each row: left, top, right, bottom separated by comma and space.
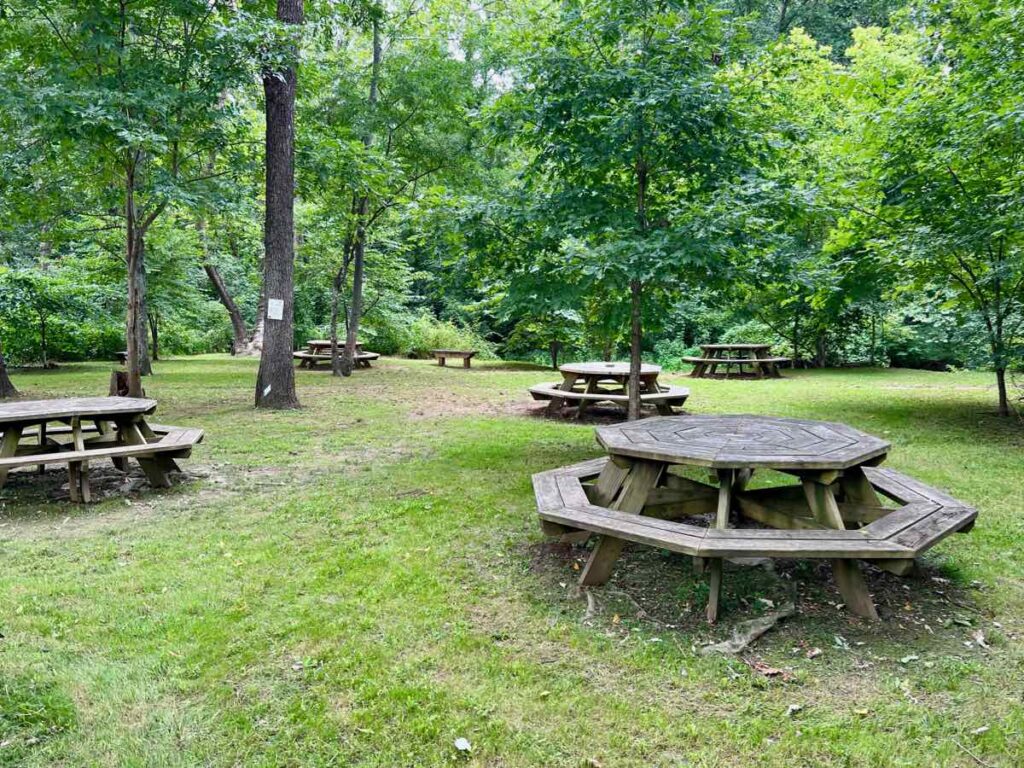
575, 376, 600, 420
802, 473, 879, 620
580, 459, 664, 586
118, 418, 172, 489
438, 355, 446, 367
463, 356, 471, 368
67, 416, 92, 503
37, 422, 47, 475
546, 373, 579, 416
0, 425, 24, 489
706, 468, 735, 623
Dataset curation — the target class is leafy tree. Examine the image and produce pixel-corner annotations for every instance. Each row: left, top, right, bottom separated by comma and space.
501, 0, 738, 417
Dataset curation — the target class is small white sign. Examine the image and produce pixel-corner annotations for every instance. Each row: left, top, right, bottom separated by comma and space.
267, 298, 284, 321
263, 385, 272, 397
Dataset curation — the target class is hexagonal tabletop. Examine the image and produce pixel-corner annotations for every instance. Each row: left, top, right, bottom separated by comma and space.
596, 414, 890, 470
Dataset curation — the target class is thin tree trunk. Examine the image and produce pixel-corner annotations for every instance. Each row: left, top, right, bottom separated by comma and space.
627, 280, 643, 421
996, 367, 1010, 417
134, 242, 153, 376
0, 338, 17, 399
149, 312, 159, 361
255, 0, 302, 409
341, 18, 382, 378
330, 245, 351, 376
39, 314, 48, 368
204, 263, 248, 354
549, 340, 561, 370
124, 159, 146, 398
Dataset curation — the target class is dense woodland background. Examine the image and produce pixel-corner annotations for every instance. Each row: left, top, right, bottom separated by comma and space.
0, 0, 1020, 409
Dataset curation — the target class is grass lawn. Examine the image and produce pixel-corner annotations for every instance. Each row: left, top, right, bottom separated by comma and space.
1, 356, 1023, 766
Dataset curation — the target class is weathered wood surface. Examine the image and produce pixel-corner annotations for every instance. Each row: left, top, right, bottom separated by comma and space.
0, 397, 157, 426
597, 415, 890, 470
558, 362, 660, 377
0, 426, 203, 471
294, 351, 379, 369
688, 344, 788, 379
534, 454, 976, 621
306, 339, 364, 353
432, 349, 478, 368
529, 382, 689, 405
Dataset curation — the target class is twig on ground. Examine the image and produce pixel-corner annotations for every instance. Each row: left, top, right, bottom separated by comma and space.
954, 739, 995, 768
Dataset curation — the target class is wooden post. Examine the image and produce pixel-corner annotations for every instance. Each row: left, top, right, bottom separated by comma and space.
580, 459, 663, 586
803, 472, 879, 620
706, 468, 735, 623
0, 425, 23, 489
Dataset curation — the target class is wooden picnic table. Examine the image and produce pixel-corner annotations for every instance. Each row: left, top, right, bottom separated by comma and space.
294, 340, 379, 369
0, 397, 202, 503
589, 415, 901, 626
685, 343, 789, 379
533, 362, 688, 419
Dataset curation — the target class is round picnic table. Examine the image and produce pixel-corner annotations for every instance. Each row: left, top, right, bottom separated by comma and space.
587, 414, 891, 620
0, 397, 201, 503
542, 362, 670, 418
305, 340, 364, 354
686, 343, 789, 379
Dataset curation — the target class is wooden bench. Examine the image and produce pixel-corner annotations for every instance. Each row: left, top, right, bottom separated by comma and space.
293, 351, 380, 369
534, 458, 976, 612
0, 423, 204, 502
432, 350, 477, 368
528, 382, 690, 418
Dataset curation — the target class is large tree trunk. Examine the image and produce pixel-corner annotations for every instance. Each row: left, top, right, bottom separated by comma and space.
124, 159, 147, 399
255, 0, 302, 409
627, 280, 643, 421
204, 263, 248, 354
0, 338, 17, 399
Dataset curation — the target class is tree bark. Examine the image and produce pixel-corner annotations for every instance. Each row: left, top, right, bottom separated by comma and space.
330, 242, 351, 376
549, 340, 561, 370
124, 159, 146, 398
135, 257, 153, 376
627, 280, 643, 421
995, 367, 1010, 417
255, 0, 303, 409
0, 338, 17, 399
204, 263, 248, 354
149, 311, 159, 361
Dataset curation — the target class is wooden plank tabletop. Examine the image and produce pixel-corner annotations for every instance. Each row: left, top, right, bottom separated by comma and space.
597, 414, 890, 470
0, 397, 158, 426
559, 362, 660, 377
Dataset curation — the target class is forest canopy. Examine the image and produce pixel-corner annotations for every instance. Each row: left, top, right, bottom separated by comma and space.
0, 0, 1021, 411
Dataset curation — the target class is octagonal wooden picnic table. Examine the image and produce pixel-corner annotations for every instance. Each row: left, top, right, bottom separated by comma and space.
587, 414, 892, 620
543, 362, 662, 416
0, 397, 202, 502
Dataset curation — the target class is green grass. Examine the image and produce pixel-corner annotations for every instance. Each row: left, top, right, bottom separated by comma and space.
1, 356, 1022, 766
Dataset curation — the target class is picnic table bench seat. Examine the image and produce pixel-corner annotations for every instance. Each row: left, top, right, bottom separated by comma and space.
432, 349, 477, 368
529, 382, 690, 416
534, 458, 976, 562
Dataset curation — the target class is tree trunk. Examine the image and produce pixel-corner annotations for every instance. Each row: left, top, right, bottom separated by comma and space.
255, 0, 303, 409
341, 18, 381, 378
995, 370, 1011, 417
149, 312, 159, 361
39, 313, 48, 368
124, 160, 146, 399
330, 248, 350, 376
0, 338, 17, 399
134, 242, 153, 376
204, 263, 248, 354
243, 289, 267, 355
627, 280, 643, 421
549, 340, 561, 370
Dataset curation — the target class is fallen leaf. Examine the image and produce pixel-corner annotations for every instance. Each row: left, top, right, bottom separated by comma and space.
899, 655, 919, 664
806, 647, 823, 659
786, 703, 803, 717
454, 737, 472, 752
972, 726, 990, 736
972, 630, 989, 649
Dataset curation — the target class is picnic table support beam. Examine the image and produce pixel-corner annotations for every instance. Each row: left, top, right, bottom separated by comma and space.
803, 472, 879, 620
118, 419, 172, 488
706, 468, 735, 623
580, 459, 663, 586
0, 425, 24, 489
